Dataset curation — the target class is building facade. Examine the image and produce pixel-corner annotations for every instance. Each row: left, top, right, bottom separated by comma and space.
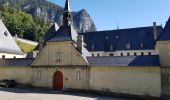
83, 24, 163, 57
0, 0, 170, 99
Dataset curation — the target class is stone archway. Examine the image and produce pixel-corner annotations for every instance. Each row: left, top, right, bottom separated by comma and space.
53, 71, 63, 90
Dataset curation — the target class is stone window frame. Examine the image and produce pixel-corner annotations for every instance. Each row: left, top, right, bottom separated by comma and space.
75, 69, 81, 80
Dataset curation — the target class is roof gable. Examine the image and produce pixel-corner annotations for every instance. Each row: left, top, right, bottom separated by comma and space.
0, 19, 23, 54
44, 23, 59, 42
159, 17, 170, 41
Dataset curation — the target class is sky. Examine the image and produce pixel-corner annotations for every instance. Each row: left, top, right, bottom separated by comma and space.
49, 0, 170, 31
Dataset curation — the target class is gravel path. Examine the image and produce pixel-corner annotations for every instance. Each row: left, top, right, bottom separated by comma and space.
0, 87, 132, 100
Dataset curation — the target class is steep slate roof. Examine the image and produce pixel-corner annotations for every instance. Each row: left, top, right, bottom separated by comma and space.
47, 25, 78, 42
0, 19, 23, 54
159, 17, 170, 41
0, 58, 34, 67
87, 55, 160, 66
44, 23, 59, 42
82, 26, 163, 51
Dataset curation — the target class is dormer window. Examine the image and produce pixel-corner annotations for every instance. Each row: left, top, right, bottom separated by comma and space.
140, 43, 144, 48
92, 44, 94, 50
126, 43, 131, 49
4, 31, 8, 36
110, 44, 113, 50
116, 35, 119, 39
106, 36, 108, 40
134, 33, 137, 36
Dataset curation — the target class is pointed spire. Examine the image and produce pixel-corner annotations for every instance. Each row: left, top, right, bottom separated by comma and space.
63, 0, 71, 26
64, 0, 71, 13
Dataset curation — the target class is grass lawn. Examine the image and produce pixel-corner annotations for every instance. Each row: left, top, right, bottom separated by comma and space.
17, 41, 36, 53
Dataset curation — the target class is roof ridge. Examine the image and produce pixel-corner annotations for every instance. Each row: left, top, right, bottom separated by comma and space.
82, 25, 162, 34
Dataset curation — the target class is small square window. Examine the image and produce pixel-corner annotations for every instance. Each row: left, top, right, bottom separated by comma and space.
148, 52, 151, 55
121, 53, 123, 56
2, 55, 5, 59
134, 52, 137, 56
4, 31, 8, 36
92, 54, 94, 57
126, 43, 131, 49
109, 53, 114, 56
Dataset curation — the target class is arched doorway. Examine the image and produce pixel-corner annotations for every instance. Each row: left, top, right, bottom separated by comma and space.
53, 71, 63, 90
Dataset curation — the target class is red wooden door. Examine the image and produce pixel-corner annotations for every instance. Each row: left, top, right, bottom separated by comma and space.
54, 71, 63, 90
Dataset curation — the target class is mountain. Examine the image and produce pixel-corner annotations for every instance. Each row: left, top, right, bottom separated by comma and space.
0, 0, 97, 33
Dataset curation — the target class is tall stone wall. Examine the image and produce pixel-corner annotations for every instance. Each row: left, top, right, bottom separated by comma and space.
90, 66, 161, 97
157, 41, 170, 95
0, 66, 32, 85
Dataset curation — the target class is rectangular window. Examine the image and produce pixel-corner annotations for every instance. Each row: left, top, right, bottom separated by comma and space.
127, 53, 130, 56
2, 55, 5, 59
134, 52, 137, 56
148, 52, 151, 55
141, 52, 144, 56
109, 53, 114, 56
75, 71, 81, 80
92, 54, 94, 57
121, 53, 123, 56
37, 71, 41, 80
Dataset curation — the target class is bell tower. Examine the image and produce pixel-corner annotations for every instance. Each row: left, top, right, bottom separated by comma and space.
63, 0, 71, 26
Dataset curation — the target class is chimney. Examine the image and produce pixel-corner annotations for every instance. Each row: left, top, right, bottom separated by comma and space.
153, 22, 157, 40
77, 34, 84, 54
38, 36, 44, 51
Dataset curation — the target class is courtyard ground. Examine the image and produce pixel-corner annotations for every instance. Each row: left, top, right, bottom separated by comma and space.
0, 87, 132, 100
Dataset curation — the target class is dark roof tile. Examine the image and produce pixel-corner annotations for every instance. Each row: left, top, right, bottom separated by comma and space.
159, 17, 170, 41
0, 59, 34, 67
82, 26, 163, 51
87, 55, 160, 66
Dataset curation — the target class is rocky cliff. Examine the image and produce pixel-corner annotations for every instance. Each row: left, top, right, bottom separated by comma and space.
0, 0, 97, 33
